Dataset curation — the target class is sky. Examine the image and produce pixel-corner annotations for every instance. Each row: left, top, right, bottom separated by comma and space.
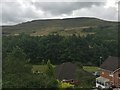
1, 0, 119, 25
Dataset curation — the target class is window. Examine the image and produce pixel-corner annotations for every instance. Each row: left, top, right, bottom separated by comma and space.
109, 72, 113, 77
118, 74, 120, 77
109, 72, 112, 74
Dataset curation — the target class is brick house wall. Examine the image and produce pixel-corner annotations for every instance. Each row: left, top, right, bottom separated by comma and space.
100, 69, 113, 81
100, 69, 120, 87
113, 69, 120, 87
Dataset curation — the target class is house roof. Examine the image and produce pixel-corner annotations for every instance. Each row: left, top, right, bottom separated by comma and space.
55, 62, 77, 80
100, 56, 120, 72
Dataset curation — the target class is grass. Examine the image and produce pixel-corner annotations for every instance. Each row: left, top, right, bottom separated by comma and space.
32, 65, 47, 73
32, 65, 56, 73
32, 64, 97, 88
32, 65, 99, 73
83, 66, 100, 73
3, 17, 117, 37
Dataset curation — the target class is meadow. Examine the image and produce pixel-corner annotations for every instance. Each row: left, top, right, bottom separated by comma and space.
32, 64, 100, 74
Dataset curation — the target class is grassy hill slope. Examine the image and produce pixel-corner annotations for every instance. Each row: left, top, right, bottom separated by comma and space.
2, 17, 118, 37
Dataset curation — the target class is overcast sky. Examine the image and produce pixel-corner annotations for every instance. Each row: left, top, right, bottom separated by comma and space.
1, 0, 119, 25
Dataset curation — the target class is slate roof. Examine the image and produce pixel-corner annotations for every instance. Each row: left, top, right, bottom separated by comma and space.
100, 56, 120, 72
55, 62, 77, 80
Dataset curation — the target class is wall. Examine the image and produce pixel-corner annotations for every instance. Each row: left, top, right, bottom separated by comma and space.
100, 69, 120, 87
113, 69, 120, 87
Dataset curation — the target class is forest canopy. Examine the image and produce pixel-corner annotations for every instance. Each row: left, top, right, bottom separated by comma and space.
2, 33, 118, 66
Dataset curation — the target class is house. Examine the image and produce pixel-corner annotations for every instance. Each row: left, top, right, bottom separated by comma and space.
55, 62, 79, 85
96, 56, 120, 88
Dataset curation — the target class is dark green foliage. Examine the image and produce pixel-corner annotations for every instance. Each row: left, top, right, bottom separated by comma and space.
2, 17, 118, 88
2, 29, 118, 88
46, 60, 55, 78
2, 47, 33, 88
76, 68, 95, 88
3, 32, 118, 66
45, 60, 59, 88
3, 47, 32, 74
2, 47, 58, 88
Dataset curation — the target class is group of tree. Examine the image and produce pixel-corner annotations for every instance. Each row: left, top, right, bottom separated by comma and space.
2, 32, 119, 88
3, 33, 118, 66
2, 47, 58, 88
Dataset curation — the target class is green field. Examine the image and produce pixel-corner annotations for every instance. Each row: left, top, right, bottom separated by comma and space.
32, 65, 56, 73
83, 66, 100, 73
32, 65, 47, 73
32, 65, 99, 74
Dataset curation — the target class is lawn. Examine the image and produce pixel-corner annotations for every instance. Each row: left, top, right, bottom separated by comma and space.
32, 65, 47, 73
32, 65, 100, 73
32, 65, 56, 73
83, 66, 100, 73
32, 64, 97, 88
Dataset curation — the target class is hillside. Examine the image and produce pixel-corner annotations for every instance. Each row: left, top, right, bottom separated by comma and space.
2, 17, 118, 37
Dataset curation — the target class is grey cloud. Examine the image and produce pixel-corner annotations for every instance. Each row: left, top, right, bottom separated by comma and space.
72, 5, 118, 21
33, 2, 104, 15
2, 2, 44, 25
1, 1, 118, 25
2, 2, 23, 24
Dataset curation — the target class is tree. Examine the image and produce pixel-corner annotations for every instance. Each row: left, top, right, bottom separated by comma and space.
46, 60, 55, 78
3, 47, 32, 74
45, 60, 58, 88
2, 47, 32, 88
58, 80, 74, 88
